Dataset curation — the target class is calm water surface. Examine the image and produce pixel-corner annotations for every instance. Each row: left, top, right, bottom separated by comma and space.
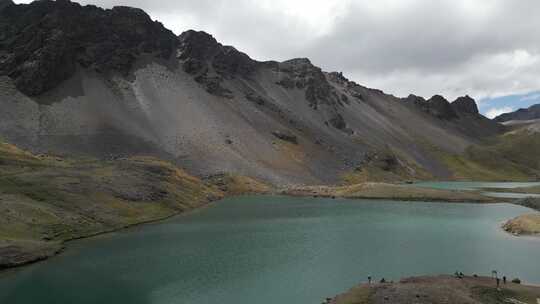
413, 181, 540, 199
413, 181, 540, 191
1, 195, 539, 304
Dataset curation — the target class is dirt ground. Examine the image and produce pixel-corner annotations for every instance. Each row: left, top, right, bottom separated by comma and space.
331, 275, 540, 304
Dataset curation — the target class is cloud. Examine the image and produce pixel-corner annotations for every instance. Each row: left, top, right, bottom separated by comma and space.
12, 0, 540, 101
520, 93, 540, 102
485, 106, 514, 119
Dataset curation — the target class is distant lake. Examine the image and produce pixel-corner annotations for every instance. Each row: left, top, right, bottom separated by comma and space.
412, 181, 540, 199
1, 195, 539, 304
412, 181, 540, 191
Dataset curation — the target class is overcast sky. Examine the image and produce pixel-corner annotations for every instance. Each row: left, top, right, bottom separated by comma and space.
14, 0, 540, 118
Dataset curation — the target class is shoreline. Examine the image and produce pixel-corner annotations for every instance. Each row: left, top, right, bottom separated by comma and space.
0, 194, 226, 273
0, 183, 535, 273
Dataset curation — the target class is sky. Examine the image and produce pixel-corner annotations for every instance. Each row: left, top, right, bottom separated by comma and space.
13, 0, 540, 118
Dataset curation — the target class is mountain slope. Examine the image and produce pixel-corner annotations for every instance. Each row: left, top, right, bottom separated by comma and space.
495, 104, 540, 123
0, 0, 525, 185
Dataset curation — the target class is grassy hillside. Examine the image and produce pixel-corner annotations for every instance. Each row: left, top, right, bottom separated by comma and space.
342, 148, 433, 184
423, 126, 540, 181
283, 182, 493, 203
0, 142, 228, 268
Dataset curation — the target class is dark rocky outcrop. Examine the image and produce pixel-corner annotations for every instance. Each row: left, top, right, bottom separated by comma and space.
414, 95, 459, 119
406, 94, 480, 119
0, 0, 178, 96
426, 95, 458, 119
276, 58, 343, 110
403, 94, 426, 104
178, 30, 255, 78
0, 0, 13, 11
328, 113, 347, 130
495, 104, 540, 122
451, 95, 479, 115
272, 130, 298, 144
177, 30, 256, 98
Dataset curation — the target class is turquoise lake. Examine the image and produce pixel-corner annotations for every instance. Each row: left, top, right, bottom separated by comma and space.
1, 193, 539, 304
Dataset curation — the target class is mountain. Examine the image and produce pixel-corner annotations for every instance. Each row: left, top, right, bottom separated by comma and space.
0, 0, 531, 185
494, 104, 540, 123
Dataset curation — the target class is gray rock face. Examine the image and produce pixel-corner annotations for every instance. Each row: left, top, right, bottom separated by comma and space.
425, 95, 459, 119
276, 58, 343, 110
177, 30, 255, 98
495, 104, 540, 122
451, 95, 479, 115
0, 0, 177, 97
0, 0, 13, 11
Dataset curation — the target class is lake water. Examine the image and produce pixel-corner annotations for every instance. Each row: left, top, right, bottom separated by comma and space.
1, 195, 539, 304
412, 181, 540, 199
412, 181, 540, 191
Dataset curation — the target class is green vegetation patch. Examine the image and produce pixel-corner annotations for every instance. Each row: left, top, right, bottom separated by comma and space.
0, 143, 224, 268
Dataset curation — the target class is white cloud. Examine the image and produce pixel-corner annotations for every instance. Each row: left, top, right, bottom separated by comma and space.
485, 106, 514, 119
520, 93, 540, 102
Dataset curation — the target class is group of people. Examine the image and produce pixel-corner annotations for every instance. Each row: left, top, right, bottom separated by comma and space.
455, 271, 507, 287
454, 271, 465, 278
366, 272, 508, 287
367, 276, 391, 284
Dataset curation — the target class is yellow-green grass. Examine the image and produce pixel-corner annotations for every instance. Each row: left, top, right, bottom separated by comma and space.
488, 186, 540, 195
283, 182, 493, 203
503, 214, 540, 236
203, 173, 272, 196
0, 140, 278, 269
342, 148, 433, 184
0, 144, 227, 268
421, 129, 540, 181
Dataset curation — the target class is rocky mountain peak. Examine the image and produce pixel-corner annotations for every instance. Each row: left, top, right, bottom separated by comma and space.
177, 29, 255, 77
495, 104, 540, 122
423, 95, 458, 119
282, 58, 313, 66
452, 95, 479, 115
0, 0, 178, 96
428, 94, 448, 103
403, 94, 426, 103
177, 29, 256, 98
178, 30, 220, 62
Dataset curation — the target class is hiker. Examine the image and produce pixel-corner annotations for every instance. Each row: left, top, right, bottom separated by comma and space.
368, 276, 372, 284
503, 276, 507, 284
459, 272, 464, 278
